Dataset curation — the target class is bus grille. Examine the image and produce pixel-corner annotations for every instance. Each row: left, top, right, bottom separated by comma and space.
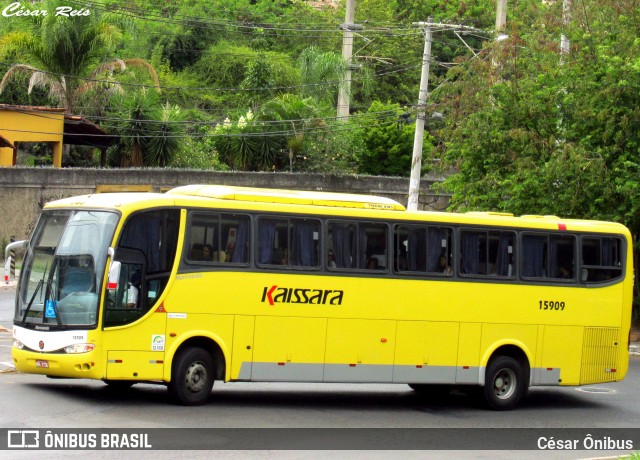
580, 327, 619, 384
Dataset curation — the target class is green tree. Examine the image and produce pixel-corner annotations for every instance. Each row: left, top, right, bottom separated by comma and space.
437, 0, 640, 236
256, 94, 321, 171
298, 46, 347, 105
190, 41, 298, 111
0, 0, 161, 116
106, 90, 185, 167
299, 120, 365, 174
355, 100, 429, 177
0, 0, 121, 112
212, 110, 283, 171
169, 109, 228, 170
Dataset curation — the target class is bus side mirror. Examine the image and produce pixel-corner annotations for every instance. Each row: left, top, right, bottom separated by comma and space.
4, 239, 26, 260
107, 248, 120, 290
107, 261, 121, 290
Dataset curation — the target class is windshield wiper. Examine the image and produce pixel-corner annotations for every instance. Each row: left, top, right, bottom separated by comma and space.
21, 279, 43, 323
19, 261, 63, 327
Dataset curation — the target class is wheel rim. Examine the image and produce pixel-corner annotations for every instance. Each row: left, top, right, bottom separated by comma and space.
185, 361, 208, 394
492, 368, 516, 400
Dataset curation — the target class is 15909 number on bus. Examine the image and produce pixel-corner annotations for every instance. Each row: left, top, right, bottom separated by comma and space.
539, 300, 565, 310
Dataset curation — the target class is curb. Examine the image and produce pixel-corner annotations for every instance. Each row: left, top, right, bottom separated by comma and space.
0, 279, 18, 290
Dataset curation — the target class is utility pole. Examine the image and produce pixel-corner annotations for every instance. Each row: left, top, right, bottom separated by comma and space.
495, 0, 507, 32
337, 0, 356, 120
492, 0, 508, 69
560, 0, 572, 55
407, 17, 433, 212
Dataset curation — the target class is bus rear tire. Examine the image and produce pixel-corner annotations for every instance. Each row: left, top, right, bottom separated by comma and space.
483, 356, 527, 411
169, 347, 215, 406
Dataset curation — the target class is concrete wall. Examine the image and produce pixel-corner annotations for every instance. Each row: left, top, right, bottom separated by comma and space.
0, 168, 450, 244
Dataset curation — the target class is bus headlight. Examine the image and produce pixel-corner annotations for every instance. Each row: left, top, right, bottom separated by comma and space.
13, 339, 24, 350
64, 343, 95, 354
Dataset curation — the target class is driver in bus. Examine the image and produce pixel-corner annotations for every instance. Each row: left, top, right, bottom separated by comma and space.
126, 271, 140, 308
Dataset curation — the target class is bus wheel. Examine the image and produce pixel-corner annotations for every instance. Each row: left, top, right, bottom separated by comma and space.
483, 356, 527, 411
169, 347, 215, 406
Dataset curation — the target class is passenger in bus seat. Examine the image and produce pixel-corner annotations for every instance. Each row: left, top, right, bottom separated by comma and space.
438, 255, 452, 275
126, 271, 140, 308
558, 266, 572, 279
327, 250, 336, 268
201, 245, 213, 261
225, 242, 235, 262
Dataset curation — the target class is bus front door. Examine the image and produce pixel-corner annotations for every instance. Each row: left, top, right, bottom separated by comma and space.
101, 249, 168, 382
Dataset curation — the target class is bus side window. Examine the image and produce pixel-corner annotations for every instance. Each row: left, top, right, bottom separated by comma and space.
258, 217, 319, 269
289, 219, 319, 268
187, 213, 250, 264
581, 237, 623, 282
522, 233, 575, 281
362, 223, 387, 270
327, 221, 387, 270
258, 218, 287, 266
460, 230, 514, 277
491, 232, 514, 276
396, 225, 452, 275
327, 222, 356, 269
460, 231, 481, 274
550, 235, 575, 280
187, 213, 217, 263
522, 235, 546, 277
221, 215, 250, 264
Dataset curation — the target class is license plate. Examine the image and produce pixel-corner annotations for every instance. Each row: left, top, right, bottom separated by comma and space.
35, 360, 49, 368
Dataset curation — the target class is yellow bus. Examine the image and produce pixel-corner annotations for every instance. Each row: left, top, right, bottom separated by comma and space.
7, 184, 633, 410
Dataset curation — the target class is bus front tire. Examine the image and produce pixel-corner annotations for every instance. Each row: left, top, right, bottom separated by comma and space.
483, 356, 527, 411
169, 347, 215, 406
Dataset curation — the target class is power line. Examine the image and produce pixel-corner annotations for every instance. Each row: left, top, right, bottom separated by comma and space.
115, 29, 434, 58
0, 60, 424, 93
0, 112, 407, 140
66, 0, 423, 36
5, 103, 412, 130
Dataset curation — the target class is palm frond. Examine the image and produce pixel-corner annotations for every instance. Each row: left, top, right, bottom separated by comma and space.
0, 64, 38, 94
91, 59, 126, 77
121, 58, 161, 92
76, 79, 125, 96
0, 63, 66, 105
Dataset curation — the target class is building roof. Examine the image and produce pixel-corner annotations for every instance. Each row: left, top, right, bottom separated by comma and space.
63, 114, 116, 149
0, 104, 65, 114
0, 104, 116, 149
0, 133, 14, 149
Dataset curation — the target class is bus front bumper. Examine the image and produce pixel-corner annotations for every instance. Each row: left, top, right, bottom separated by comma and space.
12, 347, 104, 380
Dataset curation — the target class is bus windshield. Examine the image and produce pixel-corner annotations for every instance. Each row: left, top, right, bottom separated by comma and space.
15, 210, 119, 328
